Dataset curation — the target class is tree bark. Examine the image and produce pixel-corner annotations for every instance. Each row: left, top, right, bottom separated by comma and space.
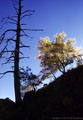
14, 0, 22, 103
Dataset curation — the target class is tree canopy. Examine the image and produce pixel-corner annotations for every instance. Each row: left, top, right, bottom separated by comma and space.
37, 32, 82, 79
20, 67, 42, 94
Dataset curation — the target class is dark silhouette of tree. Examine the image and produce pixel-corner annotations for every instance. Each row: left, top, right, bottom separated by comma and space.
76, 56, 83, 66
0, 0, 43, 103
20, 67, 42, 98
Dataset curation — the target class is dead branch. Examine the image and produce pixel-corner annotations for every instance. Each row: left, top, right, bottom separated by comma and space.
19, 51, 24, 56
20, 41, 30, 48
0, 71, 14, 79
6, 38, 16, 43
21, 23, 27, 26
21, 14, 33, 20
21, 29, 28, 37
2, 16, 17, 23
19, 45, 30, 48
21, 28, 43, 31
3, 22, 17, 25
21, 10, 35, 15
19, 57, 29, 59
0, 29, 17, 42
21, 29, 32, 38
0, 50, 14, 58
2, 61, 14, 65
0, 43, 9, 57
12, 1, 19, 15
1, 56, 14, 65
2, 50, 14, 53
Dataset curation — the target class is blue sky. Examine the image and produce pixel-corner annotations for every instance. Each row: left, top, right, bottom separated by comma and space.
0, 0, 83, 101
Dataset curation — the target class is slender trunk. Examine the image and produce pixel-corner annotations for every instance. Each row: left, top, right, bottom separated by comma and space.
52, 73, 56, 80
62, 66, 66, 74
14, 0, 22, 103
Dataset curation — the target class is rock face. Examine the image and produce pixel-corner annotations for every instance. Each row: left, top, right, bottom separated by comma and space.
0, 98, 14, 120
23, 91, 50, 120
23, 65, 83, 119
1, 65, 83, 120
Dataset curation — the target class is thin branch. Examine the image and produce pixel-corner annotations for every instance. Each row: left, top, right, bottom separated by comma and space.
6, 38, 16, 43
21, 14, 33, 20
12, 2, 19, 15
19, 57, 29, 59
0, 29, 16, 44
2, 56, 14, 65
0, 50, 14, 58
52, 73, 56, 79
2, 50, 14, 53
3, 22, 17, 25
2, 16, 17, 23
20, 41, 30, 48
19, 45, 30, 48
21, 29, 28, 37
21, 10, 35, 15
21, 23, 27, 26
6, 56, 14, 60
21, 29, 32, 38
2, 61, 14, 65
2, 56, 14, 60
21, 28, 43, 31
0, 43, 9, 57
0, 71, 14, 79
19, 51, 24, 56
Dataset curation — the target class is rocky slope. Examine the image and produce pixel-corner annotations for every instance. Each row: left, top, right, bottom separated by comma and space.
0, 65, 83, 120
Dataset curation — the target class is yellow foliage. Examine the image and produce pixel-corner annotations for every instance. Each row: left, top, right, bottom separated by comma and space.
37, 32, 82, 79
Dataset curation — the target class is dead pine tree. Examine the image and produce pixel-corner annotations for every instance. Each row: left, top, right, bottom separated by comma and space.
0, 0, 43, 103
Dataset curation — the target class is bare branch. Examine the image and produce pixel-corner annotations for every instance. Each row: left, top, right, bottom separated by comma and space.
0, 71, 14, 79
13, 3, 18, 15
8, 17, 17, 22
0, 29, 16, 38
0, 43, 9, 57
2, 55, 14, 60
21, 23, 27, 26
21, 29, 32, 38
0, 29, 16, 44
1, 55, 14, 65
6, 38, 16, 43
19, 57, 29, 59
6, 56, 14, 60
2, 61, 14, 65
0, 50, 14, 58
21, 29, 28, 37
2, 16, 17, 23
19, 51, 24, 56
20, 41, 31, 48
19, 45, 30, 48
21, 10, 35, 15
21, 28, 43, 31
21, 14, 33, 20
3, 22, 17, 25
2, 50, 14, 53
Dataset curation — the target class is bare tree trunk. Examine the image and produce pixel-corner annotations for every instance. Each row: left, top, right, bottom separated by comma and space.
0, 0, 43, 103
14, 0, 22, 103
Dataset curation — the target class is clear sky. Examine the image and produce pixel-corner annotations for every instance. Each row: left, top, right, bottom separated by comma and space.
0, 0, 83, 101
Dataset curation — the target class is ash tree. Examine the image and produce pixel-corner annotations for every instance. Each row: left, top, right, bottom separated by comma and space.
0, 0, 43, 103
37, 32, 82, 80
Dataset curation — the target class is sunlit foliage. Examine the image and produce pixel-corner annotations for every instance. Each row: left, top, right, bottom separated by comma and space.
37, 32, 82, 79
